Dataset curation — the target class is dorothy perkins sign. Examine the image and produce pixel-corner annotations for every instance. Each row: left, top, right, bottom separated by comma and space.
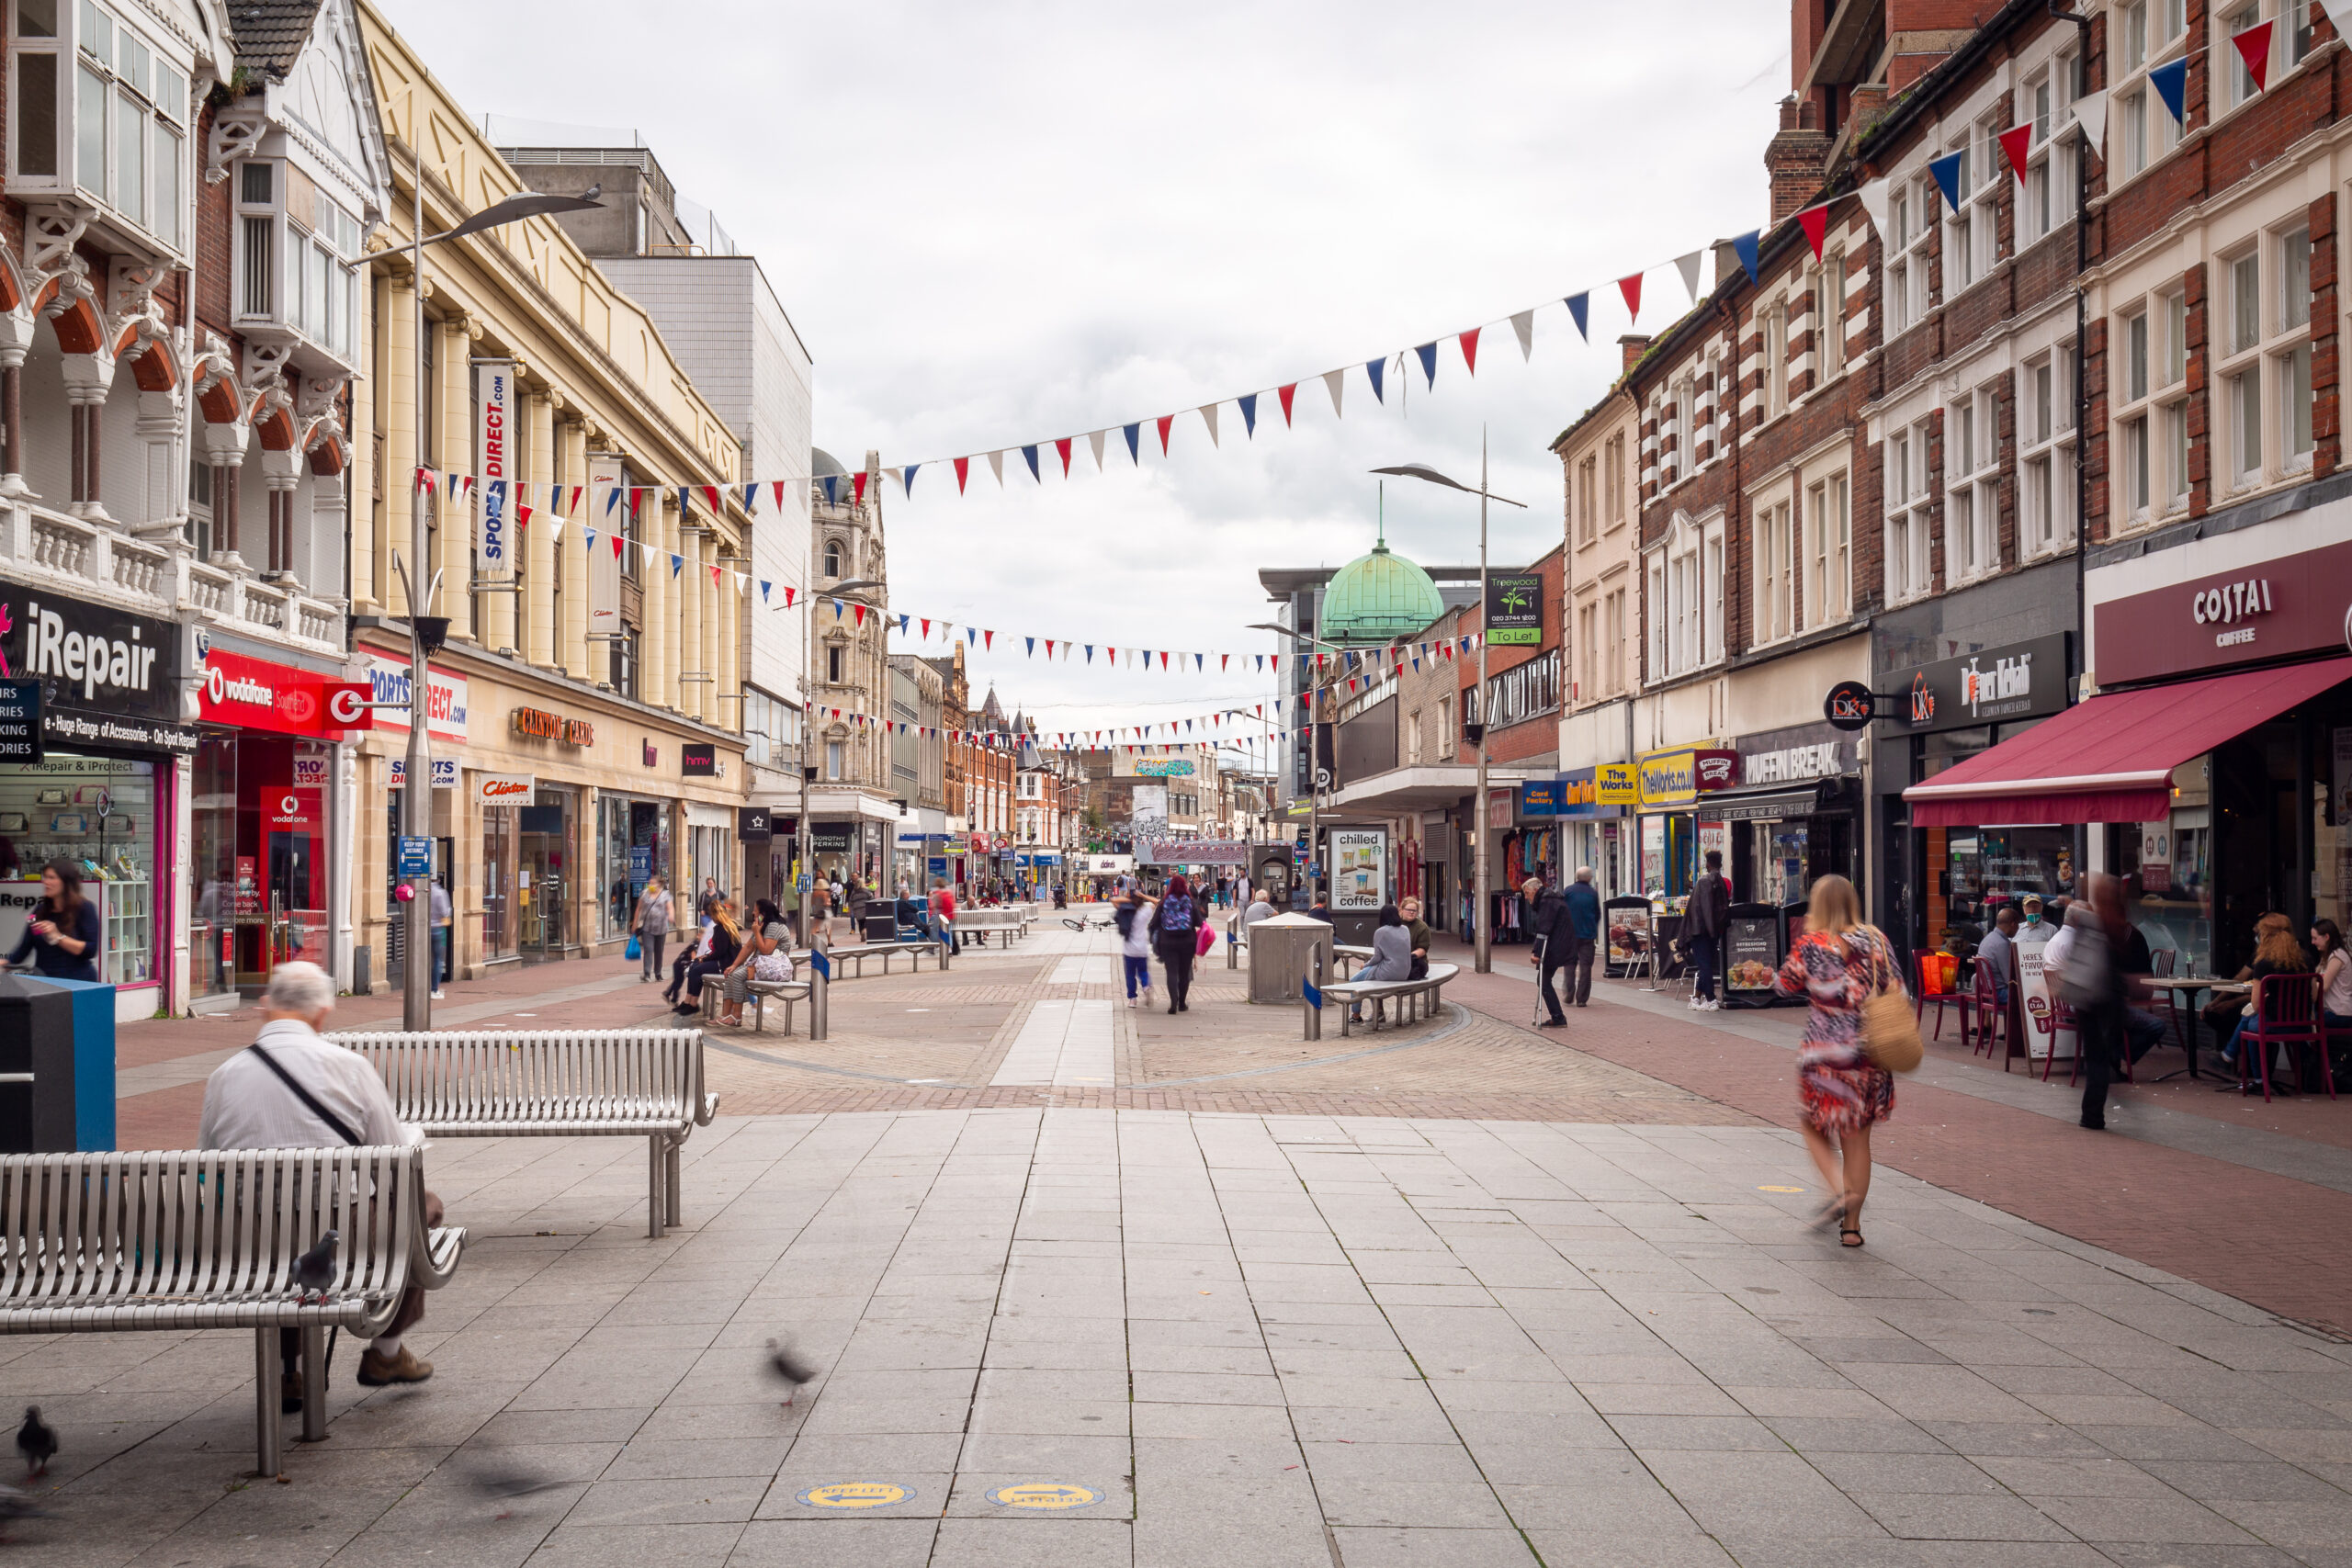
1486, 574, 1543, 646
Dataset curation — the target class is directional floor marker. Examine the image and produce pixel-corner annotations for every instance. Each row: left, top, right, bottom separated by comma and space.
989, 1483, 1102, 1511
1758, 1185, 1805, 1193
798, 1482, 913, 1510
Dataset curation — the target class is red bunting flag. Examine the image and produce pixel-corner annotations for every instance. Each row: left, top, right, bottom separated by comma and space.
516, 504, 533, 529
771, 479, 786, 513
1278, 383, 1297, 425
1159, 651, 1170, 670
784, 587, 797, 608
983, 630, 994, 650
1996, 124, 2033, 185
1618, 271, 1643, 321
921, 618, 931, 637
1157, 414, 1175, 455
1797, 202, 1830, 260
852, 471, 867, 505
853, 604, 866, 626
699, 484, 720, 514
955, 457, 970, 493
2234, 19, 2274, 92
710, 564, 722, 586
1055, 437, 1072, 476
1459, 328, 1480, 376
611, 534, 625, 558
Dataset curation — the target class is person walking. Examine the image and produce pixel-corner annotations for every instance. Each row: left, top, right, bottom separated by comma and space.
198, 963, 438, 1402
1561, 867, 1601, 1007
428, 876, 452, 999
1150, 874, 1200, 1014
930, 876, 960, 953
1685, 849, 1730, 1010
1770, 874, 1895, 1248
1117, 883, 1157, 1010
632, 876, 674, 984
2063, 874, 2136, 1130
1523, 876, 1573, 1028
1, 860, 100, 982
696, 877, 721, 920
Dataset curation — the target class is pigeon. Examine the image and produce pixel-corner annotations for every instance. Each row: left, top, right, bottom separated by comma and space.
765, 1338, 818, 1405
15, 1407, 53, 1478
465, 1465, 571, 1520
0, 1481, 54, 1539
293, 1231, 338, 1301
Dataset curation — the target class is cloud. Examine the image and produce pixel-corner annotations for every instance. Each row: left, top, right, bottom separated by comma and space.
383, 0, 1784, 743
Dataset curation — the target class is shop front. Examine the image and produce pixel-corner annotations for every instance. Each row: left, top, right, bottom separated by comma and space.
0, 585, 202, 1021
1552, 764, 1633, 900
1707, 722, 1862, 909
1878, 633, 2078, 953
1906, 523, 2352, 976
1634, 744, 1738, 903
190, 636, 373, 1001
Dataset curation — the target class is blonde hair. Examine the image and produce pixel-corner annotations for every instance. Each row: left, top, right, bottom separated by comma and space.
1805, 874, 1863, 935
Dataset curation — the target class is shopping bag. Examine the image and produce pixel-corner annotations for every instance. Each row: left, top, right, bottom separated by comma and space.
1858, 928, 1923, 1073
625, 933, 642, 963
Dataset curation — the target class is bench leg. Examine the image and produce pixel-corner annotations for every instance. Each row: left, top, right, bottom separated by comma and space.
666, 1137, 684, 1229
648, 1136, 666, 1240
254, 1327, 283, 1476
300, 1324, 328, 1443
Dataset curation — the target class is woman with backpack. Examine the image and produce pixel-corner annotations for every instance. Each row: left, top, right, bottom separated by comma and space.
1149, 874, 1200, 1014
1116, 885, 1156, 1009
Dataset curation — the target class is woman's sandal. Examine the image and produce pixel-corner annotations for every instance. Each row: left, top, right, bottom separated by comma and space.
1839, 1226, 1865, 1247
1811, 1199, 1847, 1232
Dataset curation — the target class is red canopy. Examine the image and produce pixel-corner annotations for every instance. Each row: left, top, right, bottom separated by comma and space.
1902, 657, 2352, 827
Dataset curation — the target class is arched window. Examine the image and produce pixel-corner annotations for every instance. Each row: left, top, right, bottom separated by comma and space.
822, 538, 843, 578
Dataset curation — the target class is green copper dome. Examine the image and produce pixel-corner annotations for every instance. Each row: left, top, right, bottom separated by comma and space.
1322, 537, 1443, 646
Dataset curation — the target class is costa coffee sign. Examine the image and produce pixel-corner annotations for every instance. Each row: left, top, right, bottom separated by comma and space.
2097, 537, 2352, 684
198, 649, 373, 739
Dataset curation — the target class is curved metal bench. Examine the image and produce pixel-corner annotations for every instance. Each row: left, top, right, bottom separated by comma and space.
329, 1030, 716, 1240
0, 1145, 463, 1476
1322, 962, 1462, 1037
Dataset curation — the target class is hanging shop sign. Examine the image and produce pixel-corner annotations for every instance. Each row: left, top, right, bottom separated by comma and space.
1486, 574, 1544, 646
1635, 746, 1737, 808
365, 652, 470, 741
0, 587, 198, 752
388, 756, 458, 789
474, 361, 514, 587
0, 680, 40, 764
474, 772, 535, 807
511, 706, 594, 745
1889, 633, 2070, 733
740, 807, 775, 839
1824, 679, 1877, 730
587, 452, 627, 641
1520, 778, 1565, 817
2096, 538, 2352, 683
199, 649, 373, 739
1553, 765, 1627, 818
682, 743, 718, 778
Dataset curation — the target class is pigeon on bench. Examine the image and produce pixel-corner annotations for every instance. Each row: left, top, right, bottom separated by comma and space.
293, 1231, 338, 1303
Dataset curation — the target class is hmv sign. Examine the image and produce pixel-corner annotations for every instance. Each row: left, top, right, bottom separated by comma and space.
0, 587, 197, 752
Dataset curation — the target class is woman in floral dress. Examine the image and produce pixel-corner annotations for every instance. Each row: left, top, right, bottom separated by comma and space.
1772, 874, 1894, 1247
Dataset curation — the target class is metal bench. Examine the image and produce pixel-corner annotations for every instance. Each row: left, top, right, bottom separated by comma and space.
955, 911, 1025, 948
0, 1145, 464, 1477
329, 1030, 716, 1240
799, 941, 944, 978
1320, 962, 1461, 1037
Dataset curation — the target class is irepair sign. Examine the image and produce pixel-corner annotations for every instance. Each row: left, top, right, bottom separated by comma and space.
0, 586, 199, 752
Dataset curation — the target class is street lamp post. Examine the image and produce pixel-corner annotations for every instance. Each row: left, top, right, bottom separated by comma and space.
1374, 439, 1525, 976
393, 153, 601, 1031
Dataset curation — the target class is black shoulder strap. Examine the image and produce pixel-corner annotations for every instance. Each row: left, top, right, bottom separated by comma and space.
245, 1043, 363, 1145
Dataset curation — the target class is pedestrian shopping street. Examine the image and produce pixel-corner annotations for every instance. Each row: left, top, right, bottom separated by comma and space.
14, 920, 2352, 1568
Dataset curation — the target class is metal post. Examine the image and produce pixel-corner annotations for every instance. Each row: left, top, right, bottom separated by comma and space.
254, 1327, 282, 1477
809, 967, 829, 1041
1474, 426, 1491, 975
299, 1324, 327, 1443
403, 148, 434, 1032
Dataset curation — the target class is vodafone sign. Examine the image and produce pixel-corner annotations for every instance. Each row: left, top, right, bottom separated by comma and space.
198, 649, 373, 738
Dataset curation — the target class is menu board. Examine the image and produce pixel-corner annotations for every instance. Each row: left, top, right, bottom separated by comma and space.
1604, 897, 1651, 969
2014, 924, 2075, 1060
1724, 916, 1780, 994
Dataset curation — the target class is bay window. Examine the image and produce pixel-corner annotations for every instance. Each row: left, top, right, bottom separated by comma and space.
10, 0, 186, 253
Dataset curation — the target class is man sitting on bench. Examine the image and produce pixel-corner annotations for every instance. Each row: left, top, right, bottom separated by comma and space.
198, 962, 440, 1404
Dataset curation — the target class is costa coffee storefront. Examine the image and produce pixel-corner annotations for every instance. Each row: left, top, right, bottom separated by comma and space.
190, 635, 372, 1004
1906, 516, 2352, 976
0, 585, 200, 1021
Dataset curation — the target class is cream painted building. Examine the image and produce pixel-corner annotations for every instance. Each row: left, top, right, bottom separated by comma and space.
350, 1, 752, 983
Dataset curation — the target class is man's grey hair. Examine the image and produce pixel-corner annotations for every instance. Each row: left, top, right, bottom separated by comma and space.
1575, 865, 1593, 882
266, 961, 335, 1016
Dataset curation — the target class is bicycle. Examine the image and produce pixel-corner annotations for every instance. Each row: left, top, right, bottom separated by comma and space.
1062, 914, 1114, 931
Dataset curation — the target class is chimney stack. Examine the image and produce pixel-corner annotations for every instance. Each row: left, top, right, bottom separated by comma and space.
1618, 335, 1653, 376
1765, 95, 1832, 226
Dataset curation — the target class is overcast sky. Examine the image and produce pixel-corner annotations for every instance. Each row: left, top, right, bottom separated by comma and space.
385, 0, 1788, 758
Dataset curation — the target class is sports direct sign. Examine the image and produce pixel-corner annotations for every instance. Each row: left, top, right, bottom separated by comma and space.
476, 361, 514, 585
198, 649, 373, 739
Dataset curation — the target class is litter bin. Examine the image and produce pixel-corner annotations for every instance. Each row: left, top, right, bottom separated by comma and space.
1247, 912, 1332, 1006
0, 972, 115, 1153
863, 909, 899, 943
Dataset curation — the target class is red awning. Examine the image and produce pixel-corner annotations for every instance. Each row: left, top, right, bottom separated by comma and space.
1902, 657, 2352, 827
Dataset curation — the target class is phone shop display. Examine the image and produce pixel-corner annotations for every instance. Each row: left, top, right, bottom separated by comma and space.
0, 756, 155, 985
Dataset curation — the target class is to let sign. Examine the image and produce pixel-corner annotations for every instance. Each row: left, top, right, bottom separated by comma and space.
1486, 574, 1544, 646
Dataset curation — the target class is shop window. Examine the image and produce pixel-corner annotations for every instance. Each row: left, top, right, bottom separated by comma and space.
0, 755, 157, 987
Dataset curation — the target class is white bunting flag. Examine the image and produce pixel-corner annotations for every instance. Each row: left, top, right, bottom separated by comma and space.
1199, 403, 1220, 446
1322, 367, 1345, 418
1857, 176, 1891, 242
987, 450, 1004, 486
1674, 250, 1704, 303
2071, 88, 2109, 152
548, 516, 564, 545
1089, 430, 1105, 471
1510, 310, 1534, 361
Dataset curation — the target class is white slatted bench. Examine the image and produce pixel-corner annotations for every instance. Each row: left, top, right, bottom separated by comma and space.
329, 1030, 716, 1240
799, 942, 944, 979
955, 911, 1024, 948
1323, 962, 1461, 1037
0, 1145, 463, 1477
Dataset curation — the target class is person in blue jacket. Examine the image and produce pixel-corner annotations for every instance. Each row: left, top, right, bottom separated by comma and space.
3, 860, 101, 982
1559, 866, 1603, 1009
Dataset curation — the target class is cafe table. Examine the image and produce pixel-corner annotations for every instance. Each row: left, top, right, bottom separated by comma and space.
2144, 976, 2249, 1080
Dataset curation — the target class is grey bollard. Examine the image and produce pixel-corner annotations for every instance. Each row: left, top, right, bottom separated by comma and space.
1227, 918, 1238, 969
810, 969, 829, 1041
